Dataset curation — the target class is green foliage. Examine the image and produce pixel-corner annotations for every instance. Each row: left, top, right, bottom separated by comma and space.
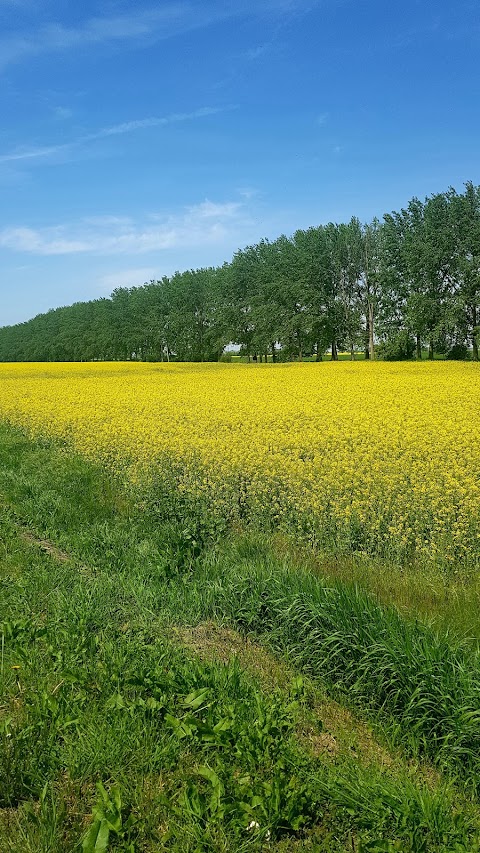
378, 330, 415, 360
447, 343, 471, 360
82, 784, 124, 852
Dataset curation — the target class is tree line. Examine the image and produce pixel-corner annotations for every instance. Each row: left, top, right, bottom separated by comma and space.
1, 182, 479, 362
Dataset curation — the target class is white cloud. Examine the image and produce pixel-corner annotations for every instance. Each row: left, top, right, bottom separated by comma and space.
237, 186, 260, 200
82, 215, 134, 227
244, 43, 272, 61
0, 5, 248, 71
53, 106, 73, 120
0, 142, 71, 163
0, 7, 192, 70
0, 106, 231, 165
185, 200, 242, 219
0, 199, 254, 257
98, 267, 157, 292
0, 1, 321, 71
0, 226, 91, 254
86, 106, 228, 141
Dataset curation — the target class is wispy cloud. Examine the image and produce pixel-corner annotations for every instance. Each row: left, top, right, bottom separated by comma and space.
0, 1, 322, 71
86, 106, 226, 140
244, 43, 273, 61
0, 106, 231, 165
237, 186, 260, 200
0, 7, 195, 70
52, 106, 73, 120
98, 267, 158, 292
0, 143, 70, 163
0, 199, 252, 257
213, 0, 321, 90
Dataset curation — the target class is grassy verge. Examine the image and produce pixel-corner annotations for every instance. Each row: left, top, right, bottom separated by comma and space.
1, 421, 480, 850
181, 541, 480, 784
269, 538, 480, 644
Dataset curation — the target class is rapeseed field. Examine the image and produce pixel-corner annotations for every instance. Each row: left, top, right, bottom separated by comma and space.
0, 361, 478, 569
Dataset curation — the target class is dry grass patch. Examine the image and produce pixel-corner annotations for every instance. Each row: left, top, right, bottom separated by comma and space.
172, 621, 395, 768
171, 620, 292, 691
19, 529, 71, 564
11, 521, 94, 579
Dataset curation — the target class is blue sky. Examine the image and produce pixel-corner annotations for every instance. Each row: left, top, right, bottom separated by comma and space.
1, 0, 479, 326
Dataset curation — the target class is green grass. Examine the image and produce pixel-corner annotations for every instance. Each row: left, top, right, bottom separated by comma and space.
1, 421, 480, 850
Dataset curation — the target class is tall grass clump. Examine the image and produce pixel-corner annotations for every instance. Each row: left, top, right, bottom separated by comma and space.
198, 549, 480, 786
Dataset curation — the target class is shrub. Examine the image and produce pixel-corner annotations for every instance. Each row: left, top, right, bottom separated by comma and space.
446, 343, 470, 360
379, 331, 415, 360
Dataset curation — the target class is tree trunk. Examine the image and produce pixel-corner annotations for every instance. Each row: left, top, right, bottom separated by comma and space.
428, 338, 434, 360
350, 344, 355, 361
364, 313, 370, 359
316, 341, 323, 362
416, 335, 422, 360
331, 340, 338, 361
472, 305, 479, 361
271, 343, 276, 363
368, 301, 375, 361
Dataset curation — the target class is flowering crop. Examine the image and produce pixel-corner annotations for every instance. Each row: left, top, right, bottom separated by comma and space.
0, 361, 479, 569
